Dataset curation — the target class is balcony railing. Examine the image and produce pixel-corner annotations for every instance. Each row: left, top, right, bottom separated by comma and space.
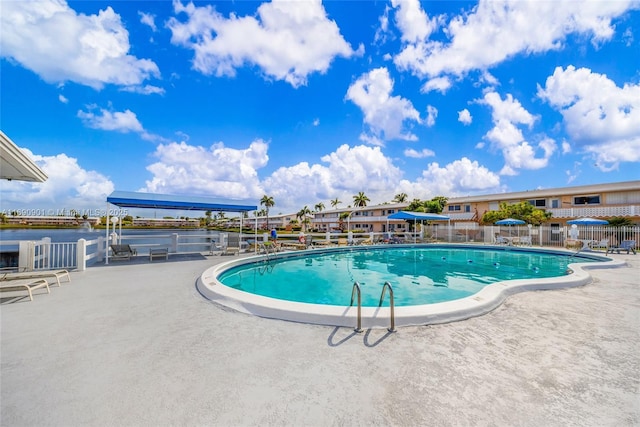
547, 205, 639, 219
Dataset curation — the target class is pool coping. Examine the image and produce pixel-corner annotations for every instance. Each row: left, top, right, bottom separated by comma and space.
196, 244, 627, 329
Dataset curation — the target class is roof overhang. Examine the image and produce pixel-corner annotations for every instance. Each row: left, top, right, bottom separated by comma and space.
0, 131, 48, 182
107, 191, 257, 213
388, 211, 450, 221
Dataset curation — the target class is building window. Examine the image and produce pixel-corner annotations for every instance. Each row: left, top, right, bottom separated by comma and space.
574, 195, 600, 205
527, 199, 546, 207
464, 205, 471, 213
448, 205, 461, 211
550, 199, 560, 209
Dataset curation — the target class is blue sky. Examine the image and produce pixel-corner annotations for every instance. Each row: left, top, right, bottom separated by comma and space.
1, 0, 639, 217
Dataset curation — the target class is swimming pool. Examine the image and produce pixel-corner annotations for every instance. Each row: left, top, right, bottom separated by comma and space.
197, 244, 619, 328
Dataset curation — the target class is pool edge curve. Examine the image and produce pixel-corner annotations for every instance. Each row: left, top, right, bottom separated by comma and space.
196, 245, 626, 329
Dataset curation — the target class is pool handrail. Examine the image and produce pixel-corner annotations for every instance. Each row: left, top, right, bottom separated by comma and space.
350, 282, 363, 333
379, 281, 396, 332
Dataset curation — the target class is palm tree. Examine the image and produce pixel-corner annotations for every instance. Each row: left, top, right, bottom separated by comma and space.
260, 195, 275, 229
393, 193, 408, 203
297, 205, 312, 232
353, 192, 370, 208
330, 198, 341, 209
314, 202, 325, 212
338, 211, 351, 232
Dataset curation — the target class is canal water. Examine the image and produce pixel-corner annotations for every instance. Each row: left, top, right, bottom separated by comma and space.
0, 228, 224, 268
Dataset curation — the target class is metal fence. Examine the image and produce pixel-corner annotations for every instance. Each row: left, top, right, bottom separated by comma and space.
347, 225, 640, 248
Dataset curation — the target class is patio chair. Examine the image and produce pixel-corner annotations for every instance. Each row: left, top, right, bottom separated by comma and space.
517, 236, 532, 246
590, 239, 609, 251
222, 233, 241, 256
279, 240, 306, 251
388, 234, 404, 244
110, 244, 137, 261
606, 240, 637, 255
494, 235, 509, 245
149, 248, 169, 261
304, 235, 314, 249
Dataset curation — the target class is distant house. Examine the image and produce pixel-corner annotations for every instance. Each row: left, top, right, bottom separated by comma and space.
4, 216, 100, 226
131, 218, 200, 227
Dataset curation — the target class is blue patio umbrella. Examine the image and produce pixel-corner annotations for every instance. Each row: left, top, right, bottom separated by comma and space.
495, 218, 526, 225
566, 217, 609, 225
495, 218, 526, 237
567, 217, 608, 241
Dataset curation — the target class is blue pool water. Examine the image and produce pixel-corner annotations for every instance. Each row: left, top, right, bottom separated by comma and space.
217, 246, 603, 307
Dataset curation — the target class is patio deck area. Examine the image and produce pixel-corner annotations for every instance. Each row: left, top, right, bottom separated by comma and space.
1, 251, 638, 426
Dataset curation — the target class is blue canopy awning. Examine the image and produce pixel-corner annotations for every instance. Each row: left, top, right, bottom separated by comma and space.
387, 211, 450, 221
107, 191, 257, 212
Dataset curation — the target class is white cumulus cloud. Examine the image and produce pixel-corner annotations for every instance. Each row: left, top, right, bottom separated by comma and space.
143, 139, 269, 199
139, 11, 157, 32
167, 0, 360, 88
480, 91, 556, 174
397, 157, 501, 198
538, 65, 640, 170
391, 0, 636, 82
0, 0, 160, 90
421, 76, 452, 94
77, 108, 144, 133
425, 105, 438, 127
263, 144, 404, 211
458, 109, 472, 125
404, 148, 435, 158
0, 149, 114, 210
130, 135, 506, 213
346, 67, 423, 143
77, 107, 165, 142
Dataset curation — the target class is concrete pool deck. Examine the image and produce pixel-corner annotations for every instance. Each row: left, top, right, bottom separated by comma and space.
1, 251, 639, 426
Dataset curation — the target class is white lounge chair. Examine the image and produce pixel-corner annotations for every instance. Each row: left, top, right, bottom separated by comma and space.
0, 278, 50, 301
590, 239, 609, 251
1, 269, 71, 287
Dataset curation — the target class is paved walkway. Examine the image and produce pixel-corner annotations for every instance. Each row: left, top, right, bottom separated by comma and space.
1, 251, 639, 426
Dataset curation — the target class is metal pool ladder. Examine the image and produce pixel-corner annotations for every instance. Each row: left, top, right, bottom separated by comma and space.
350, 282, 363, 333
379, 281, 396, 332
258, 243, 275, 274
